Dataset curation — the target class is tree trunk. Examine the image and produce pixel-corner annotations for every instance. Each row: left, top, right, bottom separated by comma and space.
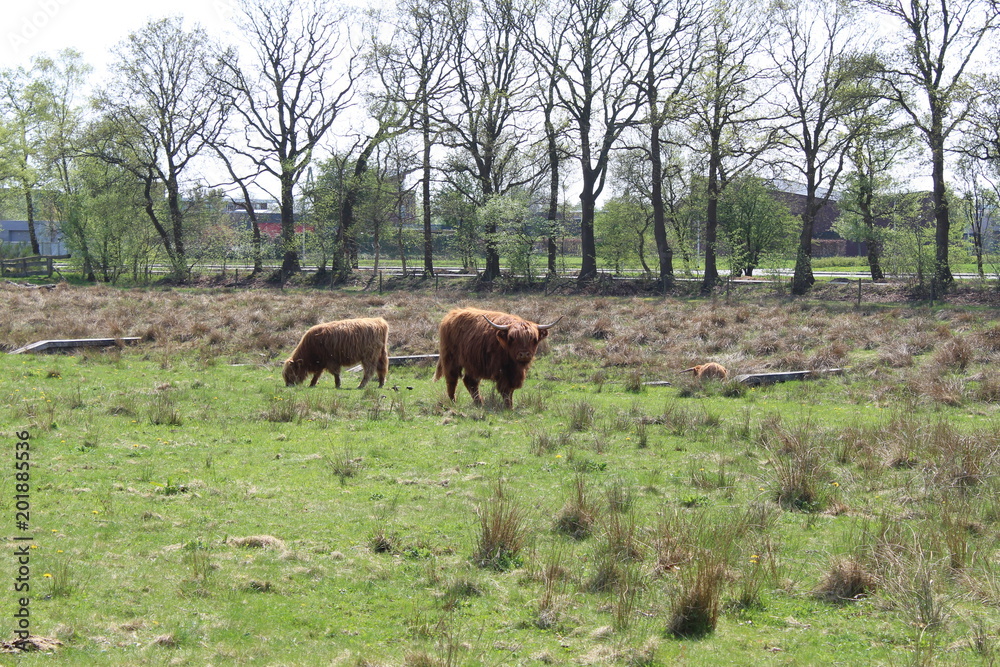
279, 172, 300, 276
578, 185, 598, 281
166, 177, 187, 279
141, 175, 180, 277
930, 119, 952, 289
482, 221, 501, 281
701, 153, 721, 292
649, 121, 673, 286
545, 109, 560, 277
421, 105, 434, 278
24, 188, 39, 255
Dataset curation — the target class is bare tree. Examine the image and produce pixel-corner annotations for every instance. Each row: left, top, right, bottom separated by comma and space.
220, 0, 358, 277
770, 0, 876, 295
441, 0, 541, 281
379, 0, 457, 277
679, 0, 777, 291
627, 0, 705, 287
97, 17, 228, 279
861, 0, 999, 289
523, 1, 573, 277
547, 0, 645, 282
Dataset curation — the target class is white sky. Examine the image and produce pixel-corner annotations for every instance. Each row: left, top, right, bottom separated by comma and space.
3, 0, 239, 76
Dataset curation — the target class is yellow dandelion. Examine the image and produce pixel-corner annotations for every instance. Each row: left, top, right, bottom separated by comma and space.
555, 454, 563, 458
43, 573, 52, 578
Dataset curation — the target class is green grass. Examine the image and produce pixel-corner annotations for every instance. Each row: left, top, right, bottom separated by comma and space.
4, 286, 1000, 664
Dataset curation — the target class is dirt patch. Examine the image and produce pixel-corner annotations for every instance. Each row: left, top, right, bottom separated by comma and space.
0, 635, 63, 653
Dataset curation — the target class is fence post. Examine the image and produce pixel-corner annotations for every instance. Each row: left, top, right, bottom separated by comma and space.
857, 278, 862, 307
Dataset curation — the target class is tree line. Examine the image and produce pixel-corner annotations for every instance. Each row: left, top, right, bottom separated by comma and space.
1, 0, 1000, 291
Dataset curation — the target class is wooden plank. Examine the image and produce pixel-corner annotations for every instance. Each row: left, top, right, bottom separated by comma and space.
735, 368, 846, 386
346, 354, 439, 373
9, 337, 141, 355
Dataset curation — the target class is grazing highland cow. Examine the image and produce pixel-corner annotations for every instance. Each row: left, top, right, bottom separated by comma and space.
282, 317, 389, 389
680, 362, 729, 380
434, 307, 560, 409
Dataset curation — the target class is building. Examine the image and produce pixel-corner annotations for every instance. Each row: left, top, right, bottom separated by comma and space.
0, 220, 67, 255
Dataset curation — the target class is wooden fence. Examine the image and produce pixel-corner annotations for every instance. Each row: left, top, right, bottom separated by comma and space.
0, 255, 69, 278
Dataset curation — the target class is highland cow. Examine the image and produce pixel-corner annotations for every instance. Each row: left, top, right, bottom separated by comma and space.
282, 317, 389, 389
680, 362, 729, 380
434, 307, 559, 409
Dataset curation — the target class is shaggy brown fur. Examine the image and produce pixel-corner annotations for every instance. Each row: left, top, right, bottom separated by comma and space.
282, 317, 389, 388
434, 307, 558, 409
680, 362, 728, 380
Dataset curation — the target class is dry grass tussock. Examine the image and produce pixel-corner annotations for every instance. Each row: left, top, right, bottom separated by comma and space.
4, 283, 1000, 388
228, 535, 286, 550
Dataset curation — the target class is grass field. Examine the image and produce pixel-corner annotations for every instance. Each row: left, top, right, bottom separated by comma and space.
3, 282, 1000, 665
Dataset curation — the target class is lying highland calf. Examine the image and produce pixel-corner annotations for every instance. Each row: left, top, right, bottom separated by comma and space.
680, 362, 728, 380
282, 317, 389, 388
435, 307, 559, 409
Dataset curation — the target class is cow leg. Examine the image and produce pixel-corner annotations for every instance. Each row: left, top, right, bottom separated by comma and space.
445, 372, 460, 401
309, 369, 323, 387
333, 370, 341, 389
463, 375, 483, 405
376, 349, 388, 388
501, 390, 514, 409
496, 378, 516, 409
358, 362, 373, 389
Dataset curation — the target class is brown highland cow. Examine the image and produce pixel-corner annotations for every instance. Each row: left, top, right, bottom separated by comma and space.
282, 317, 389, 388
680, 362, 728, 380
434, 307, 559, 409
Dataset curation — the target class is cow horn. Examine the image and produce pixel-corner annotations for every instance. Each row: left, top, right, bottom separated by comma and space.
482, 315, 510, 331
537, 316, 562, 330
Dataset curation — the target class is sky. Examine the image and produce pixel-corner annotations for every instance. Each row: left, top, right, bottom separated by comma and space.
3, 0, 239, 75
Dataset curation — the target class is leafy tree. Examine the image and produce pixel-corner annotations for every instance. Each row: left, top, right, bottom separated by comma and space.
955, 158, 999, 278
478, 193, 539, 282
879, 193, 939, 287
597, 196, 654, 275
436, 183, 481, 271
34, 50, 92, 270
717, 176, 796, 277
837, 101, 916, 282
97, 17, 228, 279
0, 56, 55, 255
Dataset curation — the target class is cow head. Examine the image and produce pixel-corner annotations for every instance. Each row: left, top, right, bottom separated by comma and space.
484, 315, 561, 364
282, 358, 308, 386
